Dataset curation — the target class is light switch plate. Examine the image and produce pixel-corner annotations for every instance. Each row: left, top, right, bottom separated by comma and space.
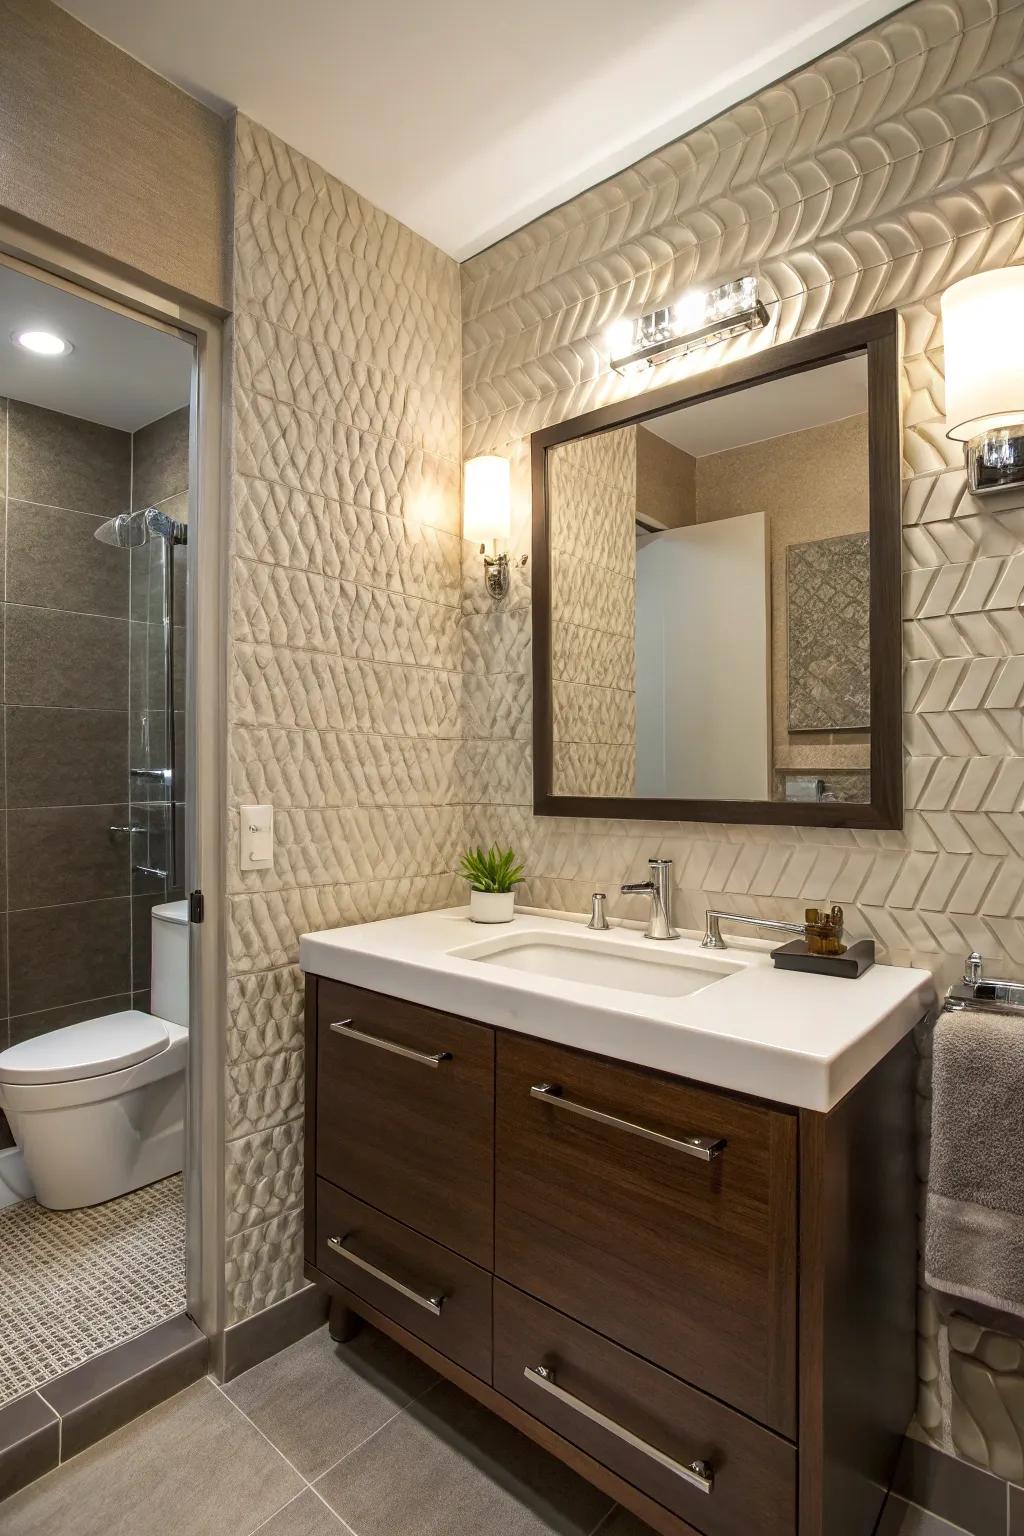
240, 804, 274, 870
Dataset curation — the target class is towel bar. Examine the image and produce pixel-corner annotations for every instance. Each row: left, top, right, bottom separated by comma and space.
944, 951, 1024, 1017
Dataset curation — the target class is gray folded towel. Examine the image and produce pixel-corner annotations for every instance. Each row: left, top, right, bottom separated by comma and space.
925, 1007, 1024, 1320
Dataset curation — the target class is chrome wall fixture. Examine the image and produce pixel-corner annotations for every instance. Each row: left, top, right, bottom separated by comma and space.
943, 267, 1024, 496
606, 276, 769, 376
463, 453, 525, 600
95, 505, 187, 885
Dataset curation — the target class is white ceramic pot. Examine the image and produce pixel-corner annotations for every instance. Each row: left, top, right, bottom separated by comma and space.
469, 889, 515, 923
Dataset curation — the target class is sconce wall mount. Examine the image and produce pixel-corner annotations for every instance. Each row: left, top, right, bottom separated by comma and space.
464, 454, 525, 601
943, 267, 1024, 497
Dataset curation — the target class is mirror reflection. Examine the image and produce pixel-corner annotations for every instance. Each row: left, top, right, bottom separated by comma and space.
548, 354, 871, 804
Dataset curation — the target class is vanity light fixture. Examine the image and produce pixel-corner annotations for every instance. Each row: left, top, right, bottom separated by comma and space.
942, 267, 1024, 495
13, 328, 72, 357
606, 276, 769, 376
464, 453, 523, 600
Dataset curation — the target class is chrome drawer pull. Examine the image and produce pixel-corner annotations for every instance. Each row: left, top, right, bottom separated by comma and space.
329, 1019, 451, 1067
326, 1235, 445, 1316
524, 1365, 714, 1494
530, 1083, 725, 1161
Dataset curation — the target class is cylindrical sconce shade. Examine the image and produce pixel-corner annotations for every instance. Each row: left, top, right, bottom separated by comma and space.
463, 455, 510, 544
943, 268, 1024, 440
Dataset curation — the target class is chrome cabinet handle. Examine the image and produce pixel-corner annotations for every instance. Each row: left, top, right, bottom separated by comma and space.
326, 1235, 445, 1316
329, 1019, 451, 1067
530, 1083, 725, 1161
524, 1365, 714, 1494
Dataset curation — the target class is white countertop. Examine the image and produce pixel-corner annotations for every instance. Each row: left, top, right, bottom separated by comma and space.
299, 907, 937, 1113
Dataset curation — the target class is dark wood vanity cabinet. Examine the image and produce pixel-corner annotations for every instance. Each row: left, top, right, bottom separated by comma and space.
304, 974, 916, 1536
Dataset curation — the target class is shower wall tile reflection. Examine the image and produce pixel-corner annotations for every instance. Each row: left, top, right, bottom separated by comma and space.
129, 404, 189, 1016
0, 397, 188, 1143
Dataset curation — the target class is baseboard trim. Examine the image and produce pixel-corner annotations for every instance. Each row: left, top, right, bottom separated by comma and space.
890, 1431, 1008, 1536
0, 1313, 206, 1505
221, 1284, 329, 1382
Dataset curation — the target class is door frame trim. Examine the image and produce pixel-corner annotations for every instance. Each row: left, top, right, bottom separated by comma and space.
0, 214, 230, 1362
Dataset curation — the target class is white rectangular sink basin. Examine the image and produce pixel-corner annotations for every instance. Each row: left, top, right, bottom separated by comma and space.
450, 931, 740, 998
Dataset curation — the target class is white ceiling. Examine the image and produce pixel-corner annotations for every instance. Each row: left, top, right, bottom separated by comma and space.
643, 355, 869, 457
59, 0, 906, 260
0, 265, 193, 432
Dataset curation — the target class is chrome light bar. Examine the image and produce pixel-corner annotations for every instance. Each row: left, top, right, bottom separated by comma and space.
608, 276, 769, 376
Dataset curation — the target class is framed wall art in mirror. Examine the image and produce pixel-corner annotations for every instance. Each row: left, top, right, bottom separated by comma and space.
530, 311, 902, 828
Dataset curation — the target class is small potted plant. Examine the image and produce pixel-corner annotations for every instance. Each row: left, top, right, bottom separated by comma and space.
458, 844, 524, 923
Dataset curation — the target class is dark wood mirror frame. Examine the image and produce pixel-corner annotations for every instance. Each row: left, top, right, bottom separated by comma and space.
530, 310, 902, 829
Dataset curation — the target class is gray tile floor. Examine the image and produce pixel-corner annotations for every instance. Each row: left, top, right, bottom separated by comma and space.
0, 1323, 972, 1536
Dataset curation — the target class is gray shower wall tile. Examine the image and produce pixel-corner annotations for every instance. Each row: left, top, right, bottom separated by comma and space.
7, 400, 130, 516
7, 804, 131, 909
6, 501, 130, 618
5, 705, 128, 807
5, 605, 128, 710
9, 993, 133, 1048
132, 406, 189, 509
7, 897, 132, 1016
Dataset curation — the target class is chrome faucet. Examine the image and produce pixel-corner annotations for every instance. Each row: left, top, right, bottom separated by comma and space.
621, 858, 677, 940
701, 909, 805, 951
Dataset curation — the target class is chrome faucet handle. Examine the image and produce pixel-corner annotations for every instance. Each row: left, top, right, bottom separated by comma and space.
588, 892, 610, 931
621, 858, 677, 941
964, 951, 984, 984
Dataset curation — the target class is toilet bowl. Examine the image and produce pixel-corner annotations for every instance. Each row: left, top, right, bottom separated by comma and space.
0, 899, 190, 1210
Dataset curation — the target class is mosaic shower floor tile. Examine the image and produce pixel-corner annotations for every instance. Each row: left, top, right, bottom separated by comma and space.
0, 1174, 185, 1407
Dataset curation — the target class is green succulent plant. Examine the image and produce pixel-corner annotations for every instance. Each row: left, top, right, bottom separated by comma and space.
458, 844, 525, 894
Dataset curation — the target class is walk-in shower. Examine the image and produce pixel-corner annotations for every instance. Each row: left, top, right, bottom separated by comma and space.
95, 505, 188, 888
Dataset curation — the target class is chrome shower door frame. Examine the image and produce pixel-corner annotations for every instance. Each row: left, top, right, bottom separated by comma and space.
0, 224, 230, 1365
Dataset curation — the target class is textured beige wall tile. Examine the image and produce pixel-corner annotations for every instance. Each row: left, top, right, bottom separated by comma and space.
459, 0, 1024, 1479
226, 117, 463, 1320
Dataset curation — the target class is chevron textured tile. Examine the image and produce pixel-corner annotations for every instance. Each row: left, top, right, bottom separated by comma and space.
457, 0, 1024, 1481
226, 117, 463, 1324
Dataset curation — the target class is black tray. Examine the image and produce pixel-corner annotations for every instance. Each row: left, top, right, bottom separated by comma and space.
770, 938, 876, 978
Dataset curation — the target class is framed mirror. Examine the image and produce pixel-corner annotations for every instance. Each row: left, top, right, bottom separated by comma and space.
530, 312, 902, 828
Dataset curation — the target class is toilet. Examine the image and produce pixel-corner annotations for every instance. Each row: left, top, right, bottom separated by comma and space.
0, 900, 189, 1210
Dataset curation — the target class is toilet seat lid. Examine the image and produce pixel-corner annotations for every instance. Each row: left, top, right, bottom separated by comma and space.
0, 1010, 170, 1084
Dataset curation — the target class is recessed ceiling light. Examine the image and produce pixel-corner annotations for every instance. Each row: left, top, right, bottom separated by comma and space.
13, 329, 73, 357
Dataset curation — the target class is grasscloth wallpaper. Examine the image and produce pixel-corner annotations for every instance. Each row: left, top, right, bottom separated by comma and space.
458, 0, 1024, 1481
224, 117, 462, 1324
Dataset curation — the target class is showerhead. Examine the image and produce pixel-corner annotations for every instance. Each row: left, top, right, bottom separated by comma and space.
93, 510, 149, 547
93, 507, 187, 548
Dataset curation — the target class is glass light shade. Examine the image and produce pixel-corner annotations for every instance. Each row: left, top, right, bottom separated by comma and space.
942, 267, 1024, 440
605, 318, 635, 358
463, 454, 510, 544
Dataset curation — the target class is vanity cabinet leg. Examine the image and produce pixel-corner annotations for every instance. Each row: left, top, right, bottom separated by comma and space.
329, 1297, 364, 1344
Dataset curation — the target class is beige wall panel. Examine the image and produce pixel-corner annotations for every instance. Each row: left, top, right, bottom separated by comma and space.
696, 413, 870, 776
636, 426, 696, 529
0, 0, 229, 309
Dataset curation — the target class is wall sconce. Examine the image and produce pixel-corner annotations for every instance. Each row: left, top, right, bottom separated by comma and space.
464, 454, 523, 600
943, 267, 1024, 495
606, 276, 769, 376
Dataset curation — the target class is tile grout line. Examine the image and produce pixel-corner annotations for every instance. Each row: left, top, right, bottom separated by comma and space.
586, 1505, 619, 1536
308, 1372, 444, 1489
209, 1380, 361, 1535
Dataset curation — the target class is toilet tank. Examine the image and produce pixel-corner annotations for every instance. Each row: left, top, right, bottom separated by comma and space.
151, 900, 189, 1029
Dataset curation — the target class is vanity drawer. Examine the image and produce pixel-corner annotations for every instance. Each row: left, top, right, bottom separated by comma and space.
316, 978, 494, 1266
316, 1180, 492, 1380
495, 1034, 797, 1434
494, 1281, 795, 1536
